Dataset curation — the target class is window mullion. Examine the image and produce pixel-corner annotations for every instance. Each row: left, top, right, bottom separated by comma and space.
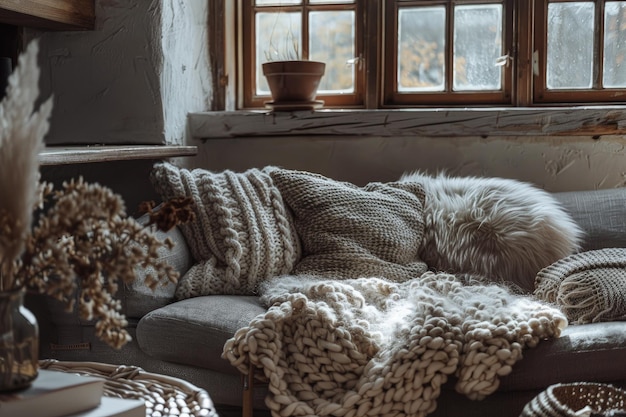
593, 0, 605, 89
515, 0, 534, 106
303, 2, 310, 60
364, 0, 381, 108
446, 1, 455, 93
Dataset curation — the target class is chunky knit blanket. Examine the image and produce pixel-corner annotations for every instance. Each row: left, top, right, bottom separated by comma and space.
223, 272, 567, 417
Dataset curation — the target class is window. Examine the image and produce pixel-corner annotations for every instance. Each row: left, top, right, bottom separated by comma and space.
535, 0, 626, 103
238, 0, 626, 109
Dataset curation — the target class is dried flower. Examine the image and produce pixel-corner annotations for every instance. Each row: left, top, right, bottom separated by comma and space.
0, 40, 186, 349
139, 197, 195, 232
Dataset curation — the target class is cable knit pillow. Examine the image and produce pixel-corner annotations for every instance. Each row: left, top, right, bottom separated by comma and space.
269, 169, 428, 282
150, 162, 301, 298
399, 171, 584, 293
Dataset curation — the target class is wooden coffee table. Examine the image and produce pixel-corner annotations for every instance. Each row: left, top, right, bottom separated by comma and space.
39, 359, 218, 417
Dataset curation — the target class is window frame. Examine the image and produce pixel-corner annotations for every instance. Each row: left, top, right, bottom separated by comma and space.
241, 0, 366, 109
533, 0, 626, 104
231, 0, 626, 111
382, 0, 515, 107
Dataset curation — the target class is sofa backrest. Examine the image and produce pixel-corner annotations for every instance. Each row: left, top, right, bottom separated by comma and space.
553, 187, 626, 252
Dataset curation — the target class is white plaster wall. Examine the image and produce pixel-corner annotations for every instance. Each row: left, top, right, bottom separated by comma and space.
28, 0, 210, 145
160, 1, 212, 145
190, 135, 626, 192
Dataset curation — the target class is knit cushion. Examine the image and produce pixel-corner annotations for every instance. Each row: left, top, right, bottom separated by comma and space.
123, 212, 193, 318
270, 169, 428, 281
150, 162, 301, 297
521, 382, 626, 417
534, 248, 626, 323
399, 172, 584, 293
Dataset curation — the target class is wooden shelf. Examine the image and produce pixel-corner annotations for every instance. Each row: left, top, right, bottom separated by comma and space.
39, 145, 198, 166
0, 0, 95, 31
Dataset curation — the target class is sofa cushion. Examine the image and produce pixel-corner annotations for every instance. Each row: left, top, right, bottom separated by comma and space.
122, 214, 194, 319
270, 168, 428, 282
136, 295, 266, 374
137, 295, 626, 396
497, 321, 626, 391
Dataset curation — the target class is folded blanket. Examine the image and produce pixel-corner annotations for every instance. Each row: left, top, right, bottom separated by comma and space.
535, 248, 626, 323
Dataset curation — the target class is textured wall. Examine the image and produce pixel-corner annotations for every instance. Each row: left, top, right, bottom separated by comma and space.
160, 1, 212, 145
190, 134, 626, 192
28, 0, 210, 145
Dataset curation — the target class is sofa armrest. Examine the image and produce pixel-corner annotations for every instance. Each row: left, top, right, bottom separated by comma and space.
122, 215, 195, 319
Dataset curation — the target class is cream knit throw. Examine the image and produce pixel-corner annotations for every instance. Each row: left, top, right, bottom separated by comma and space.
223, 272, 567, 417
534, 248, 626, 324
151, 162, 301, 297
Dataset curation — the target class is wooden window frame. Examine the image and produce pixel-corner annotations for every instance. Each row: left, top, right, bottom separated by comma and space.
383, 0, 515, 107
241, 0, 366, 109
233, 0, 626, 110
534, 0, 626, 104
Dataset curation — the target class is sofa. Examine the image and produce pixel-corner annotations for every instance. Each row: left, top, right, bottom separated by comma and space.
27, 167, 626, 417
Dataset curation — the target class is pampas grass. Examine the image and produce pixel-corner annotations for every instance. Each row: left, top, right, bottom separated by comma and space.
0, 40, 52, 286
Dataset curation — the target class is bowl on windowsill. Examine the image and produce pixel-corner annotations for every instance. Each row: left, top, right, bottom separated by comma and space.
262, 60, 325, 111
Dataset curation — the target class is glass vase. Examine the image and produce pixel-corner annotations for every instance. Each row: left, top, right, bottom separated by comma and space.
0, 288, 39, 391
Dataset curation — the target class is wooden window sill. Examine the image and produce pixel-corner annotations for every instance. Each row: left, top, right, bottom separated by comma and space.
39, 145, 198, 166
189, 106, 626, 140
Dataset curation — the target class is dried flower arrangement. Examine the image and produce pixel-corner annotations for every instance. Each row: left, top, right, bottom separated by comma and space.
0, 41, 193, 349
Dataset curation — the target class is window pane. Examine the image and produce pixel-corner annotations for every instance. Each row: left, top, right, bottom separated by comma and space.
547, 2, 594, 89
310, 11, 355, 93
453, 4, 503, 91
398, 7, 446, 92
255, 12, 302, 95
604, 1, 626, 87
255, 0, 301, 5
309, 0, 354, 3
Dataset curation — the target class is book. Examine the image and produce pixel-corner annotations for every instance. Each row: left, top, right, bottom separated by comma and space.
0, 369, 104, 417
71, 397, 145, 417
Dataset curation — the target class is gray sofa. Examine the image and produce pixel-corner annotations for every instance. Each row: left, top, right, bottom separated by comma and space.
28, 186, 626, 417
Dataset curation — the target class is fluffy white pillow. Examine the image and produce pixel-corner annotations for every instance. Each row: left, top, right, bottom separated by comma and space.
399, 172, 584, 292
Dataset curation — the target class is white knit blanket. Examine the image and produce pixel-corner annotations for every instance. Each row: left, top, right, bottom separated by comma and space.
223, 272, 567, 417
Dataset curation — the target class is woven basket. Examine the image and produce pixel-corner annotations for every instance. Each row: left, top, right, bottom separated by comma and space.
39, 359, 218, 417
521, 382, 626, 417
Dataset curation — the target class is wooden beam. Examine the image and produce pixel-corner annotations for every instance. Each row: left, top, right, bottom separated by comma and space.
189, 107, 626, 139
0, 0, 95, 30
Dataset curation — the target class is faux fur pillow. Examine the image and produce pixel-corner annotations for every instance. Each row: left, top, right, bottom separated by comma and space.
270, 169, 428, 282
150, 162, 301, 298
399, 172, 583, 292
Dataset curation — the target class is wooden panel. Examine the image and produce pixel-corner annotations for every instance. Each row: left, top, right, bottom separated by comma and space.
0, 0, 95, 30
